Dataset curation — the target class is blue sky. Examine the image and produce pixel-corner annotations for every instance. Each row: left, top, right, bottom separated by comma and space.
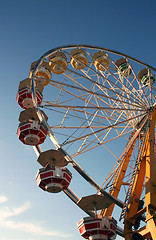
0, 1, 156, 240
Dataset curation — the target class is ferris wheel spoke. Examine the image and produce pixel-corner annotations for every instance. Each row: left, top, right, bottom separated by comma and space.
43, 94, 145, 112
76, 118, 134, 154
127, 63, 151, 106
62, 65, 146, 108
48, 82, 99, 107
44, 104, 146, 139
60, 113, 145, 147
98, 74, 131, 115
73, 128, 134, 157
84, 55, 147, 107
100, 114, 150, 190
148, 69, 154, 106
109, 58, 148, 105
42, 103, 146, 112
38, 74, 148, 111
65, 50, 147, 107
42, 105, 132, 125
59, 107, 70, 127
17, 45, 156, 238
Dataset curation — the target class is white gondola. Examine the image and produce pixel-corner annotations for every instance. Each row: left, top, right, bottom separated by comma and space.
116, 58, 131, 76
138, 68, 155, 86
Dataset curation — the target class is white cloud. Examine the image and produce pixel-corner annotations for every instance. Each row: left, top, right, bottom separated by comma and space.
0, 198, 71, 238
0, 201, 31, 220
0, 220, 71, 237
0, 196, 8, 203
27, 239, 37, 240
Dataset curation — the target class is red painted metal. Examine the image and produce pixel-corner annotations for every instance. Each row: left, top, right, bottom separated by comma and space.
78, 216, 117, 240
17, 120, 47, 145
16, 87, 43, 109
36, 167, 72, 193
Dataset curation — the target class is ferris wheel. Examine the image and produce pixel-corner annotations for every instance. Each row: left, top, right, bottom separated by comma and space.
16, 45, 156, 240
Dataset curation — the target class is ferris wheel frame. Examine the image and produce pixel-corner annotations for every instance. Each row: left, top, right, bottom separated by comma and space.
21, 45, 156, 239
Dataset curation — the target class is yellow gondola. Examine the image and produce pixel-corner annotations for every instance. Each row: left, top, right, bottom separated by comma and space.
70, 48, 88, 70
30, 61, 52, 86
49, 52, 68, 74
92, 51, 110, 71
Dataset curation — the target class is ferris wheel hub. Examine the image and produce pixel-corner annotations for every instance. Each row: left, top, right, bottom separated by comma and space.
16, 45, 156, 239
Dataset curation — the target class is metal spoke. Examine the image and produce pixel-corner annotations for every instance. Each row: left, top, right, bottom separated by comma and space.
25, 45, 156, 234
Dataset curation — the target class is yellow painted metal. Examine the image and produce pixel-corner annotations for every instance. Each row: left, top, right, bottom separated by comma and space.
131, 207, 146, 220
125, 157, 146, 221
138, 225, 151, 239
123, 157, 146, 240
145, 108, 156, 208
99, 137, 136, 218
146, 208, 156, 240
144, 107, 156, 240
124, 107, 156, 240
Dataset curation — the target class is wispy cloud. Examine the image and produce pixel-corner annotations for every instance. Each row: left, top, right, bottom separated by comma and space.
0, 201, 30, 220
0, 220, 71, 237
0, 195, 71, 238
0, 196, 8, 203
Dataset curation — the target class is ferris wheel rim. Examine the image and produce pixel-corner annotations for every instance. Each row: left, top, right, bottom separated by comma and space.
35, 44, 156, 71
30, 45, 156, 159
28, 45, 156, 226
15, 45, 156, 238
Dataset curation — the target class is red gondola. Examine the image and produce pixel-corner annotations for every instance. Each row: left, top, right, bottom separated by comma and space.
16, 78, 43, 109
36, 166, 72, 193
78, 216, 117, 240
17, 120, 47, 145
17, 108, 48, 145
